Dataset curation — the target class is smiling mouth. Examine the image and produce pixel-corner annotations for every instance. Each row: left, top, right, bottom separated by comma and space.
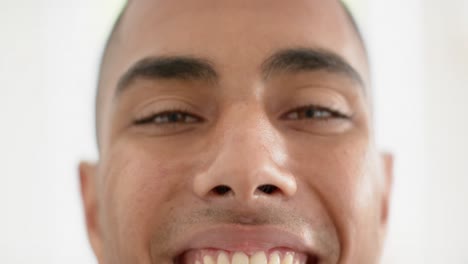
171, 225, 322, 264
176, 248, 319, 264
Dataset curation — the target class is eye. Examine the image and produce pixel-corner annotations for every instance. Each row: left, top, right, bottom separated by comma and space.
281, 105, 350, 121
133, 110, 203, 126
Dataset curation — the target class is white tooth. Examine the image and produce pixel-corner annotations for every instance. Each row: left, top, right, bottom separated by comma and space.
281, 253, 294, 264
232, 252, 249, 264
250, 252, 267, 264
268, 252, 281, 264
204, 255, 216, 264
217, 252, 230, 264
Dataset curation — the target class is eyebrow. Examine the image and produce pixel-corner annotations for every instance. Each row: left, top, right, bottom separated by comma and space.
261, 47, 364, 86
115, 48, 364, 96
115, 56, 218, 95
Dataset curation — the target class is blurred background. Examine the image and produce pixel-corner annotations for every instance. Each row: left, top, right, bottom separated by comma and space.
0, 0, 467, 263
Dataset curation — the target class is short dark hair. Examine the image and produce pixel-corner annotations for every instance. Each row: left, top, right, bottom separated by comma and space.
94, 2, 128, 147
340, 1, 366, 50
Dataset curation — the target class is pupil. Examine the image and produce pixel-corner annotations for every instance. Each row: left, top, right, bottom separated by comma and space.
305, 108, 315, 118
169, 113, 181, 122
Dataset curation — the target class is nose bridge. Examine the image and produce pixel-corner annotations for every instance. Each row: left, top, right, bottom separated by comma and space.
226, 109, 276, 164
193, 105, 297, 201
219, 102, 281, 175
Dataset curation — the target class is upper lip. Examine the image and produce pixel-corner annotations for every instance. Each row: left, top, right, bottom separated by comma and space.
172, 224, 321, 262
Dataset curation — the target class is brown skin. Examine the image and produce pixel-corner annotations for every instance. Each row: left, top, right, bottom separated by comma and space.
79, 0, 393, 263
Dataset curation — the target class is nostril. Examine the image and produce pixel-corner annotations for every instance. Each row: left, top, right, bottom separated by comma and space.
257, 184, 279, 194
212, 185, 232, 195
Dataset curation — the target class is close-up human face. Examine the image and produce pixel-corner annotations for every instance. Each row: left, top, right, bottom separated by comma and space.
79, 0, 392, 263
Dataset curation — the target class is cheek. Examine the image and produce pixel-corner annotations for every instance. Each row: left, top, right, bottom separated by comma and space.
97, 138, 193, 258
290, 134, 381, 245
314, 143, 377, 215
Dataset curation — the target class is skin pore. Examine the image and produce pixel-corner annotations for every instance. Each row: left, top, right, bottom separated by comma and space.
79, 0, 393, 263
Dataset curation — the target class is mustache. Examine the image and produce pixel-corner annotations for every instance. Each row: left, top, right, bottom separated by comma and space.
188, 206, 307, 226
159, 203, 317, 242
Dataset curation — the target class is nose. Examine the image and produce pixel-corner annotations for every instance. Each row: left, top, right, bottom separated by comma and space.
193, 110, 297, 202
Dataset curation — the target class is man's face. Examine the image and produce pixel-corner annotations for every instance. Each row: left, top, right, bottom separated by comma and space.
80, 0, 392, 263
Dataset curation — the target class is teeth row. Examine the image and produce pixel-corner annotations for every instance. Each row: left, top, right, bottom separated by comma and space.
196, 251, 299, 264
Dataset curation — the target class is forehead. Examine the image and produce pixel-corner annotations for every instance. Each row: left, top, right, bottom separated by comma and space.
107, 0, 366, 78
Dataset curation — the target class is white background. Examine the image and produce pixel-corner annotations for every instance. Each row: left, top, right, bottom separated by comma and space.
0, 0, 467, 263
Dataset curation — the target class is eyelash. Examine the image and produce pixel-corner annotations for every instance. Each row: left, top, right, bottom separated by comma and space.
280, 104, 351, 121
133, 108, 204, 126
133, 105, 351, 126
